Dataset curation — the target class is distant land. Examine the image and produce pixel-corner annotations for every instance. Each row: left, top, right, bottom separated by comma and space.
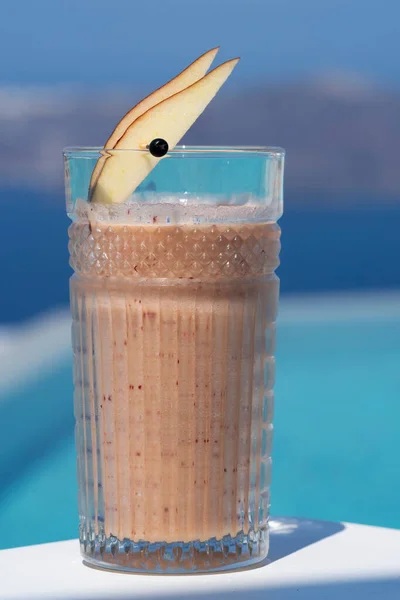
1, 75, 400, 324
0, 77, 399, 200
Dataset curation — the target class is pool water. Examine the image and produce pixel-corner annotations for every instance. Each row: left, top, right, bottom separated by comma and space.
0, 293, 399, 550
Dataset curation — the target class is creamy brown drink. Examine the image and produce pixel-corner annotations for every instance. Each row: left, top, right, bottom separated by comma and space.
70, 219, 279, 553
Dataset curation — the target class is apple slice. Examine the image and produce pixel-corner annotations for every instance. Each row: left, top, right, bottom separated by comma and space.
91, 57, 239, 205
89, 47, 219, 194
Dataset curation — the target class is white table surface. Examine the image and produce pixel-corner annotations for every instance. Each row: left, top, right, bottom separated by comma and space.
1, 518, 399, 600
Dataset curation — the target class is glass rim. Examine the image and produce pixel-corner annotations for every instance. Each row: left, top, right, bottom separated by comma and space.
63, 145, 285, 159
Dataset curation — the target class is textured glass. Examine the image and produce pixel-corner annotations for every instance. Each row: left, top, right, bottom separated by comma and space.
65, 146, 284, 573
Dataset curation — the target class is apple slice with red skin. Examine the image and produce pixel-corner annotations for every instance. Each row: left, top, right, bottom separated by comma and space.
89, 47, 219, 195
91, 57, 239, 205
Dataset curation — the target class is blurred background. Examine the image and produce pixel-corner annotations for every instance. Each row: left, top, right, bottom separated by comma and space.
0, 0, 399, 550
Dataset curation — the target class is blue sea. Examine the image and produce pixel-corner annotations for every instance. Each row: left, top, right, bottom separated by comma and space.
1, 187, 399, 325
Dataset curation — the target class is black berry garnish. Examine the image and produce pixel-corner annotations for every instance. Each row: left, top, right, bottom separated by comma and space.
148, 138, 169, 157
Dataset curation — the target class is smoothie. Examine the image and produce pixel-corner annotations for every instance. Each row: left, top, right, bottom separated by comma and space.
70, 218, 279, 563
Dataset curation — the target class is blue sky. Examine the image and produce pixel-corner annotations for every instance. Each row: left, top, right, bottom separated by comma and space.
0, 0, 399, 87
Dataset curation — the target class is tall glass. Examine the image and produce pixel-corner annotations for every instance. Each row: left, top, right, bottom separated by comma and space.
64, 146, 284, 573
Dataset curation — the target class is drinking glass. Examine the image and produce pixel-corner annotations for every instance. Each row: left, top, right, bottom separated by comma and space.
64, 146, 285, 573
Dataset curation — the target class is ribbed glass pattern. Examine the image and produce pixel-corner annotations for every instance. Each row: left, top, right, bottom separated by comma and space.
71, 222, 280, 573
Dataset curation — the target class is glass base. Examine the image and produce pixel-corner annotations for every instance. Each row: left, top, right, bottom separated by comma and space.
80, 527, 269, 574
